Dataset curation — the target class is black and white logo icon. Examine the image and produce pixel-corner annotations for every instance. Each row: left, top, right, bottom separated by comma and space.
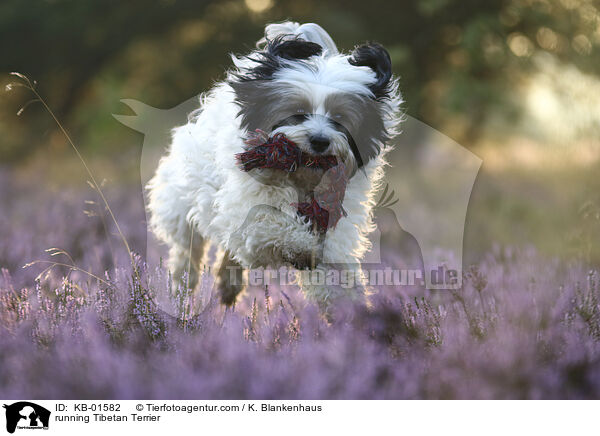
3, 402, 50, 434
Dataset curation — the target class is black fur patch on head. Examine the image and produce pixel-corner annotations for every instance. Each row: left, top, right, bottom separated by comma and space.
229, 36, 322, 131
270, 37, 323, 60
348, 42, 392, 100
233, 36, 322, 83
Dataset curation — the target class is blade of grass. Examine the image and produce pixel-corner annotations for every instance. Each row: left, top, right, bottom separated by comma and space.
9, 72, 136, 272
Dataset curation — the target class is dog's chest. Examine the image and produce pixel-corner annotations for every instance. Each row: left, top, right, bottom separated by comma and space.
250, 167, 327, 202
287, 168, 327, 201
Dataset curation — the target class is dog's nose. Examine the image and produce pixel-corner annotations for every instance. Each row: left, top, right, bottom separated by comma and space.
309, 135, 330, 153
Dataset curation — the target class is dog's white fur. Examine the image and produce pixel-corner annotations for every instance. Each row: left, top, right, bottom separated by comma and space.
146, 22, 402, 307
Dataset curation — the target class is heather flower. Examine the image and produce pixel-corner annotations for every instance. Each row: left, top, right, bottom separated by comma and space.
2, 167, 600, 399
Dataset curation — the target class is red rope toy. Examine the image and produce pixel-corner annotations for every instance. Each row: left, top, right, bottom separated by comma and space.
236, 130, 348, 232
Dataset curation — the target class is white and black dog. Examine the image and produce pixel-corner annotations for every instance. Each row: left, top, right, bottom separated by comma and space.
146, 22, 402, 308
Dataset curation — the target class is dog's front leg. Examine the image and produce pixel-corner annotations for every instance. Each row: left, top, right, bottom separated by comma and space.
298, 216, 370, 309
227, 203, 322, 269
168, 228, 205, 291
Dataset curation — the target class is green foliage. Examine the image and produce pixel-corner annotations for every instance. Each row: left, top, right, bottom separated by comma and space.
1, 0, 599, 161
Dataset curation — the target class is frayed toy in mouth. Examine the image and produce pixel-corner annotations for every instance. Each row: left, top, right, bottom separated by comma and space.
236, 130, 348, 233
236, 129, 339, 172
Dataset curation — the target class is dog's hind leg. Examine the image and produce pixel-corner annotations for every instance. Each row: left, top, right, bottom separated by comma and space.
215, 251, 245, 306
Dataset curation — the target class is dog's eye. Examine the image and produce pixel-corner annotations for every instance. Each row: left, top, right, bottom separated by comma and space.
296, 108, 306, 114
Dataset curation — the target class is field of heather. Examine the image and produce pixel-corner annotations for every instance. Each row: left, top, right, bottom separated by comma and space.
1, 165, 600, 399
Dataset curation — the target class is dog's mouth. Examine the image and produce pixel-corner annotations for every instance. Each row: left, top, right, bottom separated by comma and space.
237, 130, 339, 173
270, 114, 363, 171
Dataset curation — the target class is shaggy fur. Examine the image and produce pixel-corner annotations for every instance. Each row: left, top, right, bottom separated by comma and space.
146, 22, 402, 308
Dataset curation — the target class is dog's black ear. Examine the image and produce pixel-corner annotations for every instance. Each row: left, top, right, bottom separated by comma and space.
349, 42, 392, 99
266, 36, 323, 60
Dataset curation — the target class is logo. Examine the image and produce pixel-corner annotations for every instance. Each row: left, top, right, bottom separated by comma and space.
3, 402, 50, 434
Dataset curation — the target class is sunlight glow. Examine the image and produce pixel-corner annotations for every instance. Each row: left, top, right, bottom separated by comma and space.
244, 0, 273, 13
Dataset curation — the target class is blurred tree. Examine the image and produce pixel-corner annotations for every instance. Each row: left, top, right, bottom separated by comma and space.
1, 0, 598, 161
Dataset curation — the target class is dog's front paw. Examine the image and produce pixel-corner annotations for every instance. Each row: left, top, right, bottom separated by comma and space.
282, 246, 322, 270
283, 250, 312, 270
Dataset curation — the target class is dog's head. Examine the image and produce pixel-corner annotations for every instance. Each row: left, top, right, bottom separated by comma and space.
228, 33, 401, 175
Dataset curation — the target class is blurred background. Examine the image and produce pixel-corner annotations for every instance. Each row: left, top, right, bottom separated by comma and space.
1, 0, 599, 269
